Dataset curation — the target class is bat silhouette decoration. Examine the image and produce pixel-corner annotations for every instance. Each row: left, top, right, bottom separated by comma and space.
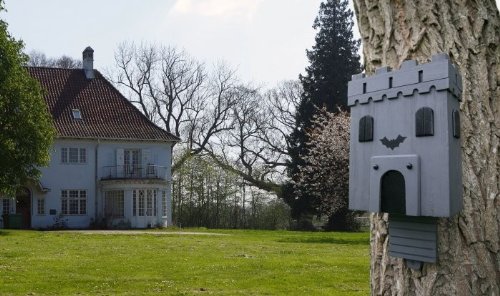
380, 135, 407, 150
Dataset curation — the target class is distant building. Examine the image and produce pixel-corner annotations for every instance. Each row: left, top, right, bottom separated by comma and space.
0, 47, 179, 229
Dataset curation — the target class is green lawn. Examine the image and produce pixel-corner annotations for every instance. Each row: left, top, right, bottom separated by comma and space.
0, 229, 369, 295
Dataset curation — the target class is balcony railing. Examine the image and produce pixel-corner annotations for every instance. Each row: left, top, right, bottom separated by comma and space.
101, 165, 167, 180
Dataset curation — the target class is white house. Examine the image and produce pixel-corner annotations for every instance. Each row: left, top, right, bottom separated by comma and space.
0, 47, 179, 229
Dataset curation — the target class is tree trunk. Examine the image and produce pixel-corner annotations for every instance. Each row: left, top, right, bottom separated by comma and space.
352, 0, 499, 295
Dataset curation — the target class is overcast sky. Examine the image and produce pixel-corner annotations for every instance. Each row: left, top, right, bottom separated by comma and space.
1, 0, 353, 87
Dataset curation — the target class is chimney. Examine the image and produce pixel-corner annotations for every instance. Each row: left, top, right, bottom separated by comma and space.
82, 46, 94, 79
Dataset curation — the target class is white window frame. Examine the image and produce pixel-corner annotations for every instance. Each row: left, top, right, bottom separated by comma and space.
37, 198, 45, 215
69, 148, 79, 163
72, 109, 82, 120
162, 191, 168, 217
1, 198, 14, 215
61, 147, 87, 164
124, 149, 141, 177
138, 190, 145, 216
132, 189, 157, 217
61, 190, 87, 215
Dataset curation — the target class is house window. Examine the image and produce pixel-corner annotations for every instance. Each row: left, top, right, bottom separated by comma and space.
61, 148, 68, 163
61, 147, 87, 164
37, 198, 45, 215
132, 189, 157, 217
146, 190, 153, 216
359, 115, 374, 142
146, 164, 155, 176
69, 148, 79, 163
72, 109, 82, 120
61, 190, 87, 215
138, 190, 145, 216
80, 148, 87, 163
124, 149, 140, 177
162, 191, 167, 217
2, 198, 12, 215
104, 191, 124, 218
149, 190, 157, 216
416, 107, 434, 137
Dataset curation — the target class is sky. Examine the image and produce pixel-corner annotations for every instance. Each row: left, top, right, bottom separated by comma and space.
1, 0, 342, 87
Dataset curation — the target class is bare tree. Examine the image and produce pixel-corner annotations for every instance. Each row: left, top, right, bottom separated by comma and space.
27, 50, 82, 68
262, 80, 302, 164
111, 42, 238, 171
111, 42, 303, 195
353, 0, 499, 294
205, 81, 302, 196
207, 86, 280, 193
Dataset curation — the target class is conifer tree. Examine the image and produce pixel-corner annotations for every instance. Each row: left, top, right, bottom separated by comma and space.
285, 0, 361, 226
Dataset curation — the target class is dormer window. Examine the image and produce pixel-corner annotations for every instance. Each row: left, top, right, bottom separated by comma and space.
72, 109, 82, 120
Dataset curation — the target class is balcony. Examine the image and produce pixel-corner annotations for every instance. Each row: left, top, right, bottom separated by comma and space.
101, 165, 167, 180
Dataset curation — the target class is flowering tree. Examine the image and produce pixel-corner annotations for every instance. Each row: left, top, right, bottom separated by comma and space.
294, 108, 356, 230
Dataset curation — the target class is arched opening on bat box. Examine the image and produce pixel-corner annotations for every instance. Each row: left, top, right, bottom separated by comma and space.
380, 170, 406, 215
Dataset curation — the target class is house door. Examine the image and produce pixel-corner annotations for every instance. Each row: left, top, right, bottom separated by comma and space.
380, 170, 406, 215
16, 187, 31, 229
124, 149, 140, 178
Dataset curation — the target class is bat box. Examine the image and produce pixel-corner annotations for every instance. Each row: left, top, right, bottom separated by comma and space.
348, 54, 462, 217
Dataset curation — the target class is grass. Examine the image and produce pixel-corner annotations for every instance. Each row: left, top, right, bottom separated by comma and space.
0, 229, 369, 295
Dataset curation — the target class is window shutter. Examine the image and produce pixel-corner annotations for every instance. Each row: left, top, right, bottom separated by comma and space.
142, 149, 152, 177
359, 115, 374, 142
116, 149, 124, 177
416, 107, 434, 137
142, 149, 151, 165
452, 110, 460, 138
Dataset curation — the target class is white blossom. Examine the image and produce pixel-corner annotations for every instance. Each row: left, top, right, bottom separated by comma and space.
294, 108, 350, 216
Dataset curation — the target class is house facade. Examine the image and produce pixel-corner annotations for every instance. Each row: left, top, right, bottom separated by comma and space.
0, 47, 179, 229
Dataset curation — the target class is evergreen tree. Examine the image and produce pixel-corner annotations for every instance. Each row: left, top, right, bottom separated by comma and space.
0, 1, 55, 195
285, 0, 361, 226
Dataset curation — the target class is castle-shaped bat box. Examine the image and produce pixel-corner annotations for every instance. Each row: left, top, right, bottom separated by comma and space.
348, 54, 462, 217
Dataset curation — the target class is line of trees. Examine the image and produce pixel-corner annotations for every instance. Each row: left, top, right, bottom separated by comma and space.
109, 43, 298, 193
27, 50, 82, 68
23, 0, 362, 231
106, 0, 361, 231
107, 44, 300, 229
172, 153, 290, 229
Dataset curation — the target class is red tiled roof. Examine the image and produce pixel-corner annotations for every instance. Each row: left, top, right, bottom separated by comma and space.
27, 67, 179, 142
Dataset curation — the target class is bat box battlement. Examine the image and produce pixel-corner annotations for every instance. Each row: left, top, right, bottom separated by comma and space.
347, 53, 462, 107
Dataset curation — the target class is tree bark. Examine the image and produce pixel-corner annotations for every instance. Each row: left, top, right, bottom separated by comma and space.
352, 0, 499, 295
